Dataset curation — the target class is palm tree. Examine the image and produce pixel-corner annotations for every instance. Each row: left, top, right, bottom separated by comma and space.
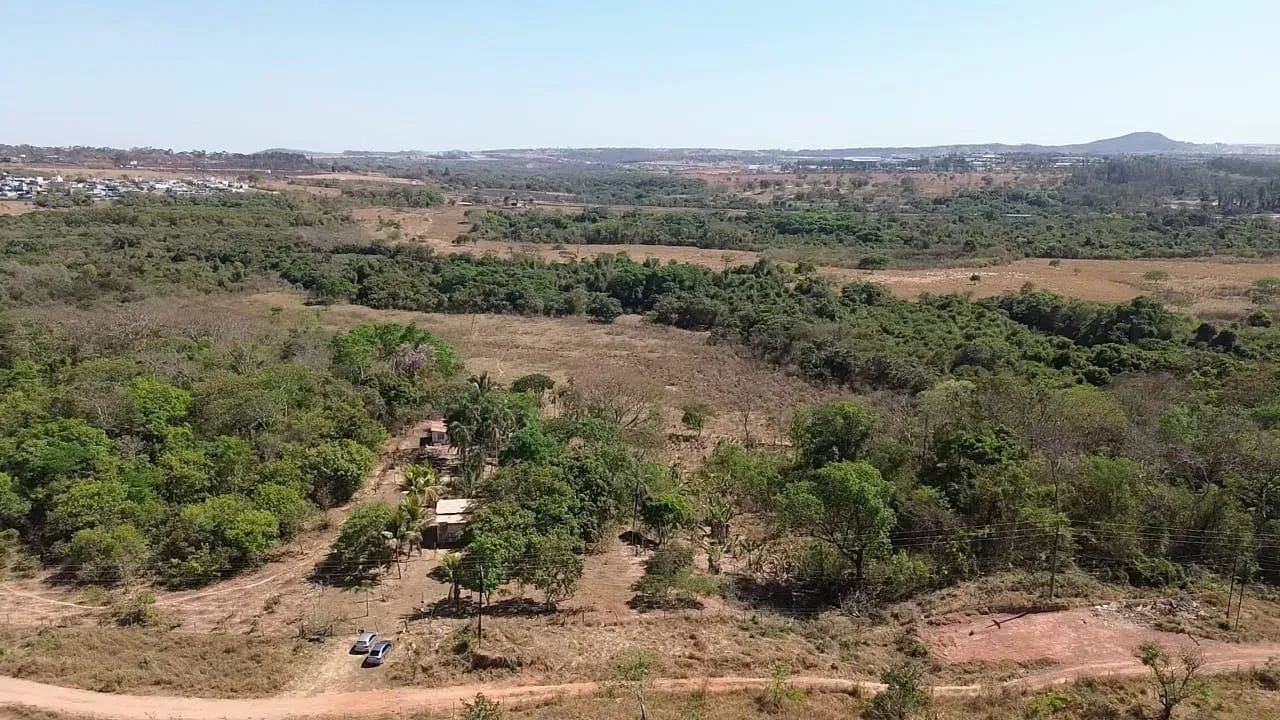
380, 530, 405, 578
446, 373, 519, 494
399, 463, 446, 505
439, 553, 463, 604
395, 495, 429, 557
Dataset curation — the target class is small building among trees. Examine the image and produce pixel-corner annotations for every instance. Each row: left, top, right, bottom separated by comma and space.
432, 498, 478, 545
420, 418, 449, 447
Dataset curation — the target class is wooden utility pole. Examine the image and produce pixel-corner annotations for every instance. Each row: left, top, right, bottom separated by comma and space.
476, 563, 485, 642
1235, 570, 1248, 631
1227, 554, 1239, 624
1048, 518, 1061, 601
1048, 468, 1062, 601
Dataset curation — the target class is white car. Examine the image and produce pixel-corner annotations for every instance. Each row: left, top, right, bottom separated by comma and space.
350, 631, 378, 654
364, 640, 393, 667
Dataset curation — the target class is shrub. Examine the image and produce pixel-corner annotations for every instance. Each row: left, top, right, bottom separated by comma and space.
633, 544, 720, 604
510, 373, 555, 396
1245, 308, 1272, 327
1250, 661, 1280, 691
874, 552, 934, 602
63, 524, 151, 586
1024, 690, 1075, 719
866, 661, 930, 720
1126, 554, 1185, 588
461, 693, 503, 720
586, 294, 622, 323
104, 591, 166, 627
756, 662, 806, 714
680, 404, 709, 434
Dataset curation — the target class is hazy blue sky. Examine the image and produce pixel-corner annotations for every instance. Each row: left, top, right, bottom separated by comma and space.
4, 0, 1278, 151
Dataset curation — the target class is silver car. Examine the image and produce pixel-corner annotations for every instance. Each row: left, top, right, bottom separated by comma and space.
364, 640, 393, 666
350, 631, 378, 654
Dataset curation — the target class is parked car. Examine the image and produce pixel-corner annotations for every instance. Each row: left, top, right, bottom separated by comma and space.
364, 640, 393, 666
350, 631, 378, 654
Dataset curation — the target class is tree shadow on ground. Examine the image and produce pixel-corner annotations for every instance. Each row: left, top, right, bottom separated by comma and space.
626, 593, 706, 612
723, 575, 834, 617
401, 596, 586, 621
309, 550, 381, 588
617, 529, 658, 551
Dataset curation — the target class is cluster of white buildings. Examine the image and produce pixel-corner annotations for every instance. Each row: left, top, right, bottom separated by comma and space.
0, 172, 249, 202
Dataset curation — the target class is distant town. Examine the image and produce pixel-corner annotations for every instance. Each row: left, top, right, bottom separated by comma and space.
0, 171, 250, 205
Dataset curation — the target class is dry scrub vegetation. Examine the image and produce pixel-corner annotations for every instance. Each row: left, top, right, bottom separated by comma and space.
360, 202, 1280, 318
386, 609, 900, 688
0, 627, 312, 697
245, 291, 841, 452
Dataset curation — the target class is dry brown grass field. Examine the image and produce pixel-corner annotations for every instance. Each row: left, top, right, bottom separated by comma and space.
289, 172, 422, 184
850, 257, 1280, 318
0, 203, 35, 216
361, 204, 1280, 317
248, 290, 839, 448
0, 627, 311, 697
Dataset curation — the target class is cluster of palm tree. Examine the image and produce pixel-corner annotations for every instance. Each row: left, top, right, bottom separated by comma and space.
382, 463, 448, 572
446, 374, 521, 494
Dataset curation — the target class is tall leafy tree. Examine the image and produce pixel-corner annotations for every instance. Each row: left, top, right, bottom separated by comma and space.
790, 401, 880, 469
775, 461, 895, 584
447, 374, 524, 493
331, 502, 397, 575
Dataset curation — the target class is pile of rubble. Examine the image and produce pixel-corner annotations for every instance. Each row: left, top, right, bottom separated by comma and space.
1094, 596, 1211, 625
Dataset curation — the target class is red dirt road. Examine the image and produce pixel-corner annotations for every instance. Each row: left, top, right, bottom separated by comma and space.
2, 642, 1279, 719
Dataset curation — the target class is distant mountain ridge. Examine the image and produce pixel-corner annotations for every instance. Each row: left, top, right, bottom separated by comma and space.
787, 132, 1280, 158
276, 132, 1280, 163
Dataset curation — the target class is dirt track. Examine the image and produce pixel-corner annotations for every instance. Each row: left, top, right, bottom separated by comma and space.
3, 642, 1279, 720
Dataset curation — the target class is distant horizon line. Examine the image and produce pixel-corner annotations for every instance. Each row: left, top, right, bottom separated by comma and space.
5, 130, 1280, 157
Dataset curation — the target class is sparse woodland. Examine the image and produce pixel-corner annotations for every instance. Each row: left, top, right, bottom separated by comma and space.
0, 187, 1276, 612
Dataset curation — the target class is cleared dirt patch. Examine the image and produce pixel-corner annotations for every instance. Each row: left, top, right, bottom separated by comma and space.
0, 203, 36, 216
0, 626, 312, 697
923, 607, 1280, 670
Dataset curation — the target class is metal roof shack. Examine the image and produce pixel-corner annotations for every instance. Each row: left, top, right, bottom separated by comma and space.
433, 498, 479, 546
421, 418, 449, 447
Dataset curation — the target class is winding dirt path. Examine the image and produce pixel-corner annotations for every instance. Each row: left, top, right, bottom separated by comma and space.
2, 643, 1277, 719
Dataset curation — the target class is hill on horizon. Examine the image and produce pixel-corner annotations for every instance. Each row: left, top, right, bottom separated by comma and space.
274, 131, 1280, 162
